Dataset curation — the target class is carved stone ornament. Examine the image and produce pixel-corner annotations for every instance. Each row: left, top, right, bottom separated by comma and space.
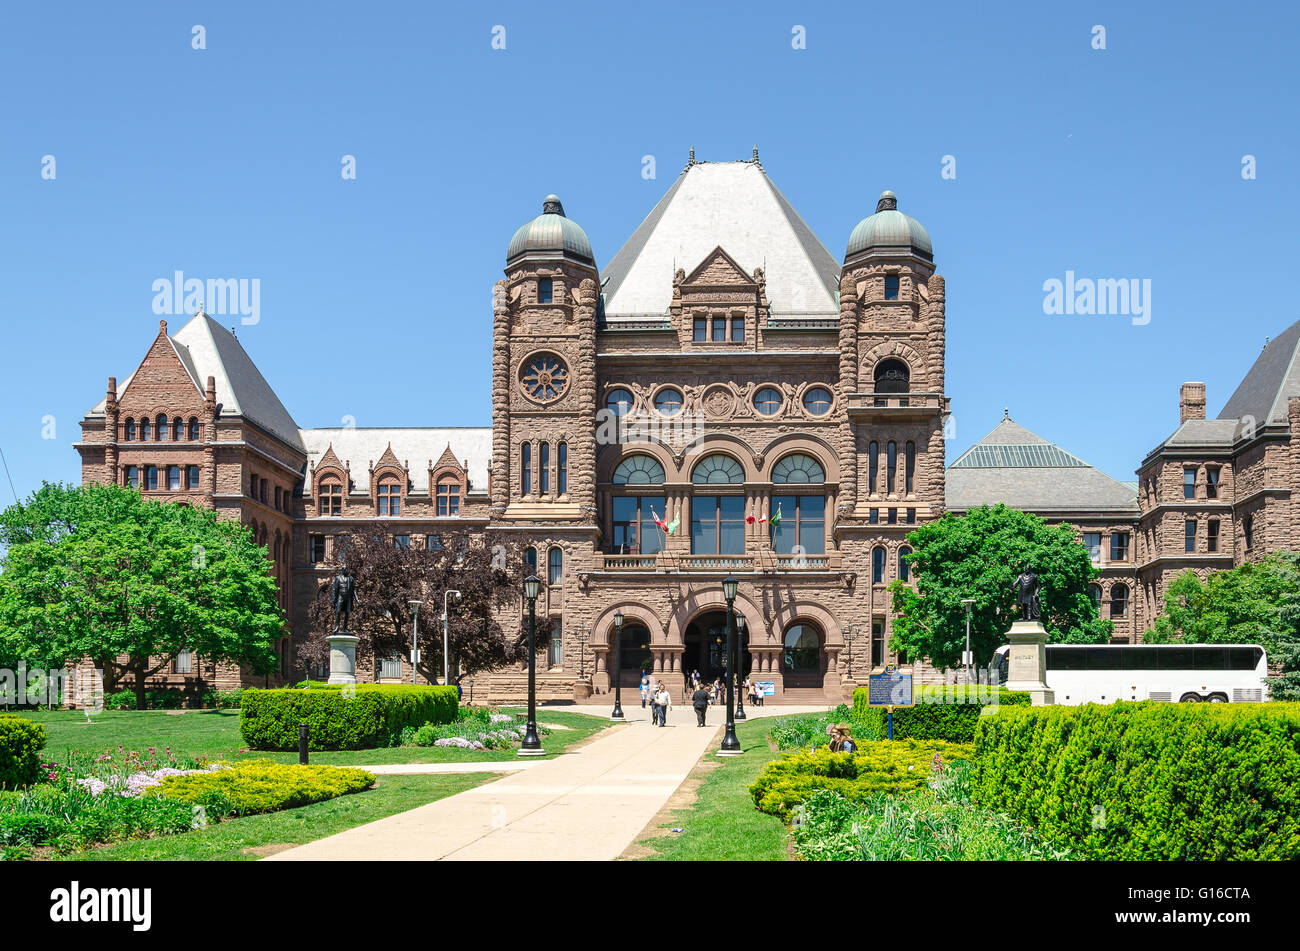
701, 384, 736, 419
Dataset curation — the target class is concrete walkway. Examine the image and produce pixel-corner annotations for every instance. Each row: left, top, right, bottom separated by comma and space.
268, 702, 828, 861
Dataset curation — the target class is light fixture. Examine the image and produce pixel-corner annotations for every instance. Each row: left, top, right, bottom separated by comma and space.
722, 574, 739, 603
523, 574, 541, 602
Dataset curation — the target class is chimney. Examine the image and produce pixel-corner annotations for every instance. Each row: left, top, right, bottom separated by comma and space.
1180, 382, 1206, 424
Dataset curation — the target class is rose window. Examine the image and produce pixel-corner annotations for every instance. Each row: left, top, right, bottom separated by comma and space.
520, 353, 569, 402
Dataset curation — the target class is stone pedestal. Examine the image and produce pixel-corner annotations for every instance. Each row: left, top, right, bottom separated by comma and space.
1004, 620, 1055, 705
841, 679, 859, 704
572, 679, 593, 701
327, 633, 360, 686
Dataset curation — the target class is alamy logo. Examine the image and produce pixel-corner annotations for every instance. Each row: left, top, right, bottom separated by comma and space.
1042, 270, 1151, 326
152, 270, 261, 325
49, 882, 151, 931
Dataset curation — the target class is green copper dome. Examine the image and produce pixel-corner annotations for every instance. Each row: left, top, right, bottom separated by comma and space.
506, 194, 595, 266
846, 190, 933, 261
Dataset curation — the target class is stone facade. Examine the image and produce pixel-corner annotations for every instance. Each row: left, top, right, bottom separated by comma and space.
76, 156, 1300, 703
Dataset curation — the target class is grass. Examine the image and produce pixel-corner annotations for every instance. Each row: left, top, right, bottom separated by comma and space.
635, 716, 791, 861
60, 773, 494, 861
15, 706, 612, 767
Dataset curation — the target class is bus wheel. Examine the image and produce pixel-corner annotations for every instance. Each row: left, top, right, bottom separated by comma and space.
1179, 692, 1203, 703
1207, 693, 1229, 703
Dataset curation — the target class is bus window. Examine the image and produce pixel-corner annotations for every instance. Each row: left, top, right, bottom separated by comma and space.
1122, 649, 1161, 670
1163, 647, 1195, 669
1086, 647, 1122, 670
1046, 648, 1086, 670
1227, 647, 1263, 670
1193, 646, 1229, 670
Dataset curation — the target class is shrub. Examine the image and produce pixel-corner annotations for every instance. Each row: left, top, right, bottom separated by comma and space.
768, 705, 878, 750
750, 739, 972, 821
149, 760, 374, 815
971, 701, 1300, 860
214, 688, 244, 709
0, 779, 194, 849
239, 685, 458, 750
0, 716, 45, 790
0, 811, 61, 846
105, 690, 137, 711
851, 684, 1030, 743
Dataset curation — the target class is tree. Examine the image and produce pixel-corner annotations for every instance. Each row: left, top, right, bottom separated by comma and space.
1146, 553, 1300, 700
0, 482, 283, 706
300, 525, 550, 685
887, 504, 1109, 670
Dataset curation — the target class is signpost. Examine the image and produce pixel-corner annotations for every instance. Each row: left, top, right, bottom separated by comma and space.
866, 664, 914, 740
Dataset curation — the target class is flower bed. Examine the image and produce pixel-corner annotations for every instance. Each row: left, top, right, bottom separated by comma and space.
401, 708, 548, 750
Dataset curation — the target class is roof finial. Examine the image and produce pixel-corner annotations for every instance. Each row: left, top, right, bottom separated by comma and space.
688, 146, 695, 165
876, 190, 898, 213
752, 145, 759, 163
542, 194, 564, 216
1003, 407, 1010, 419
196, 300, 207, 318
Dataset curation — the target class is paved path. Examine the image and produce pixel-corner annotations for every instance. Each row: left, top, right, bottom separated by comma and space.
268, 702, 828, 861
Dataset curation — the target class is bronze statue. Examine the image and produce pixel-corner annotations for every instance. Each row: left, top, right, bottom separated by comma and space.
1013, 568, 1041, 621
331, 568, 357, 633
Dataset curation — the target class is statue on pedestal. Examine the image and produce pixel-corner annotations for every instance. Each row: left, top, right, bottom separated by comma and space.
1013, 568, 1041, 621
331, 568, 357, 633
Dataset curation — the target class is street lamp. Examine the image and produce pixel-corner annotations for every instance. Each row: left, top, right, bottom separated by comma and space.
610, 612, 625, 720
408, 600, 423, 684
961, 598, 976, 685
719, 575, 741, 755
442, 589, 462, 686
734, 614, 747, 720
843, 623, 859, 682
575, 628, 590, 680
520, 575, 543, 755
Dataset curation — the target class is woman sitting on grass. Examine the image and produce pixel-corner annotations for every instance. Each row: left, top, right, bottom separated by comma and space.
828, 724, 858, 754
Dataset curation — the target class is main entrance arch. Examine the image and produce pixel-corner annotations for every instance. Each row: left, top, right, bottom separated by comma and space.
681, 610, 751, 683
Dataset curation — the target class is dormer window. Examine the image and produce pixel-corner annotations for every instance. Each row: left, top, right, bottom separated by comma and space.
319, 479, 343, 516
377, 478, 401, 516
436, 477, 461, 515
884, 274, 900, 300
538, 278, 553, 304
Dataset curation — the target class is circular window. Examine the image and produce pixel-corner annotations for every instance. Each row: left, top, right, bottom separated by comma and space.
605, 388, 635, 417
802, 386, 833, 416
654, 388, 683, 417
519, 353, 569, 403
753, 386, 784, 416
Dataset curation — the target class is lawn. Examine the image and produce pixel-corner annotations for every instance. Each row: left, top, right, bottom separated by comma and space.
62, 773, 494, 861
16, 706, 613, 767
634, 716, 790, 861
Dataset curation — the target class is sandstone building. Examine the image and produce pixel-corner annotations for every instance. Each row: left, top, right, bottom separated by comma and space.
77, 154, 1300, 702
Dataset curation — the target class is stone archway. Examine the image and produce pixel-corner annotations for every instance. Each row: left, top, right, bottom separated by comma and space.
590, 601, 669, 691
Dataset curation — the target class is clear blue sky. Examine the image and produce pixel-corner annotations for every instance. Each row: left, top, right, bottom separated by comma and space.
2, 0, 1297, 503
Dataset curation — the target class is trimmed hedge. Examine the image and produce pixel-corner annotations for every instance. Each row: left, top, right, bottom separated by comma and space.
239, 684, 458, 750
971, 701, 1300, 860
0, 716, 46, 790
852, 685, 1030, 743
750, 739, 973, 821
148, 760, 375, 816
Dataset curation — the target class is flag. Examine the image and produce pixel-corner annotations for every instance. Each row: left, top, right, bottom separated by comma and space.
745, 510, 755, 524
770, 503, 783, 527
665, 513, 679, 535
758, 504, 768, 525
651, 508, 668, 533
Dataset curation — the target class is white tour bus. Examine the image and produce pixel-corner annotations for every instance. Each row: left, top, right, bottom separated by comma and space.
992, 643, 1269, 704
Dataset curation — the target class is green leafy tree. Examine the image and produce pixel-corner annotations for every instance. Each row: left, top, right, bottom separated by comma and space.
0, 482, 283, 706
887, 504, 1109, 669
1146, 552, 1300, 700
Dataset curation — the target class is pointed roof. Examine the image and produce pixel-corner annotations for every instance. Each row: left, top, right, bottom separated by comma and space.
1217, 316, 1300, 426
372, 442, 404, 473
600, 159, 841, 320
947, 417, 1137, 514
432, 443, 463, 472
315, 443, 345, 472
90, 312, 304, 452
300, 427, 492, 495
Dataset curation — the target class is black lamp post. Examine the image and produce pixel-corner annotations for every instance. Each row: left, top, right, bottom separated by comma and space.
519, 574, 543, 755
734, 614, 747, 720
719, 575, 741, 754
610, 611, 625, 721
575, 628, 590, 681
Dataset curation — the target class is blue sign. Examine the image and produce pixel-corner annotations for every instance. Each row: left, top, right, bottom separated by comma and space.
866, 665, 914, 708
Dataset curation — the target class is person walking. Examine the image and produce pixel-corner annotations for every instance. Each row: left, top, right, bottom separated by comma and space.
747, 678, 758, 707
654, 682, 672, 726
639, 672, 649, 709
691, 683, 711, 727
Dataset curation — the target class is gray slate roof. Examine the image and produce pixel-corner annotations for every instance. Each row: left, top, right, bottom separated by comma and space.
947, 418, 1138, 514
90, 312, 305, 452
601, 160, 841, 320
300, 427, 492, 495
1218, 316, 1300, 426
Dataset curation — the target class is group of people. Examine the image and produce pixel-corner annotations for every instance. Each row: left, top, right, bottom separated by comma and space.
639, 675, 673, 726
637, 670, 770, 727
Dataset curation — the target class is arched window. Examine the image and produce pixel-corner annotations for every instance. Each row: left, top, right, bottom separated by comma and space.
772, 453, 826, 484
539, 442, 550, 494
872, 546, 886, 583
898, 546, 912, 582
753, 386, 783, 416
783, 623, 821, 672
188, 417, 200, 440
868, 442, 878, 492
605, 388, 634, 417
802, 386, 833, 416
887, 441, 897, 493
156, 414, 168, 441
654, 388, 683, 417
521, 443, 532, 494
173, 417, 184, 441
905, 441, 916, 494
1088, 583, 1102, 613
377, 478, 401, 516
1110, 583, 1129, 619
436, 477, 460, 515
548, 547, 563, 584
319, 479, 342, 516
613, 454, 665, 485
557, 442, 568, 494
874, 359, 910, 393
139, 416, 151, 441
691, 454, 744, 484
618, 623, 652, 672
524, 546, 537, 574
123, 417, 135, 441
